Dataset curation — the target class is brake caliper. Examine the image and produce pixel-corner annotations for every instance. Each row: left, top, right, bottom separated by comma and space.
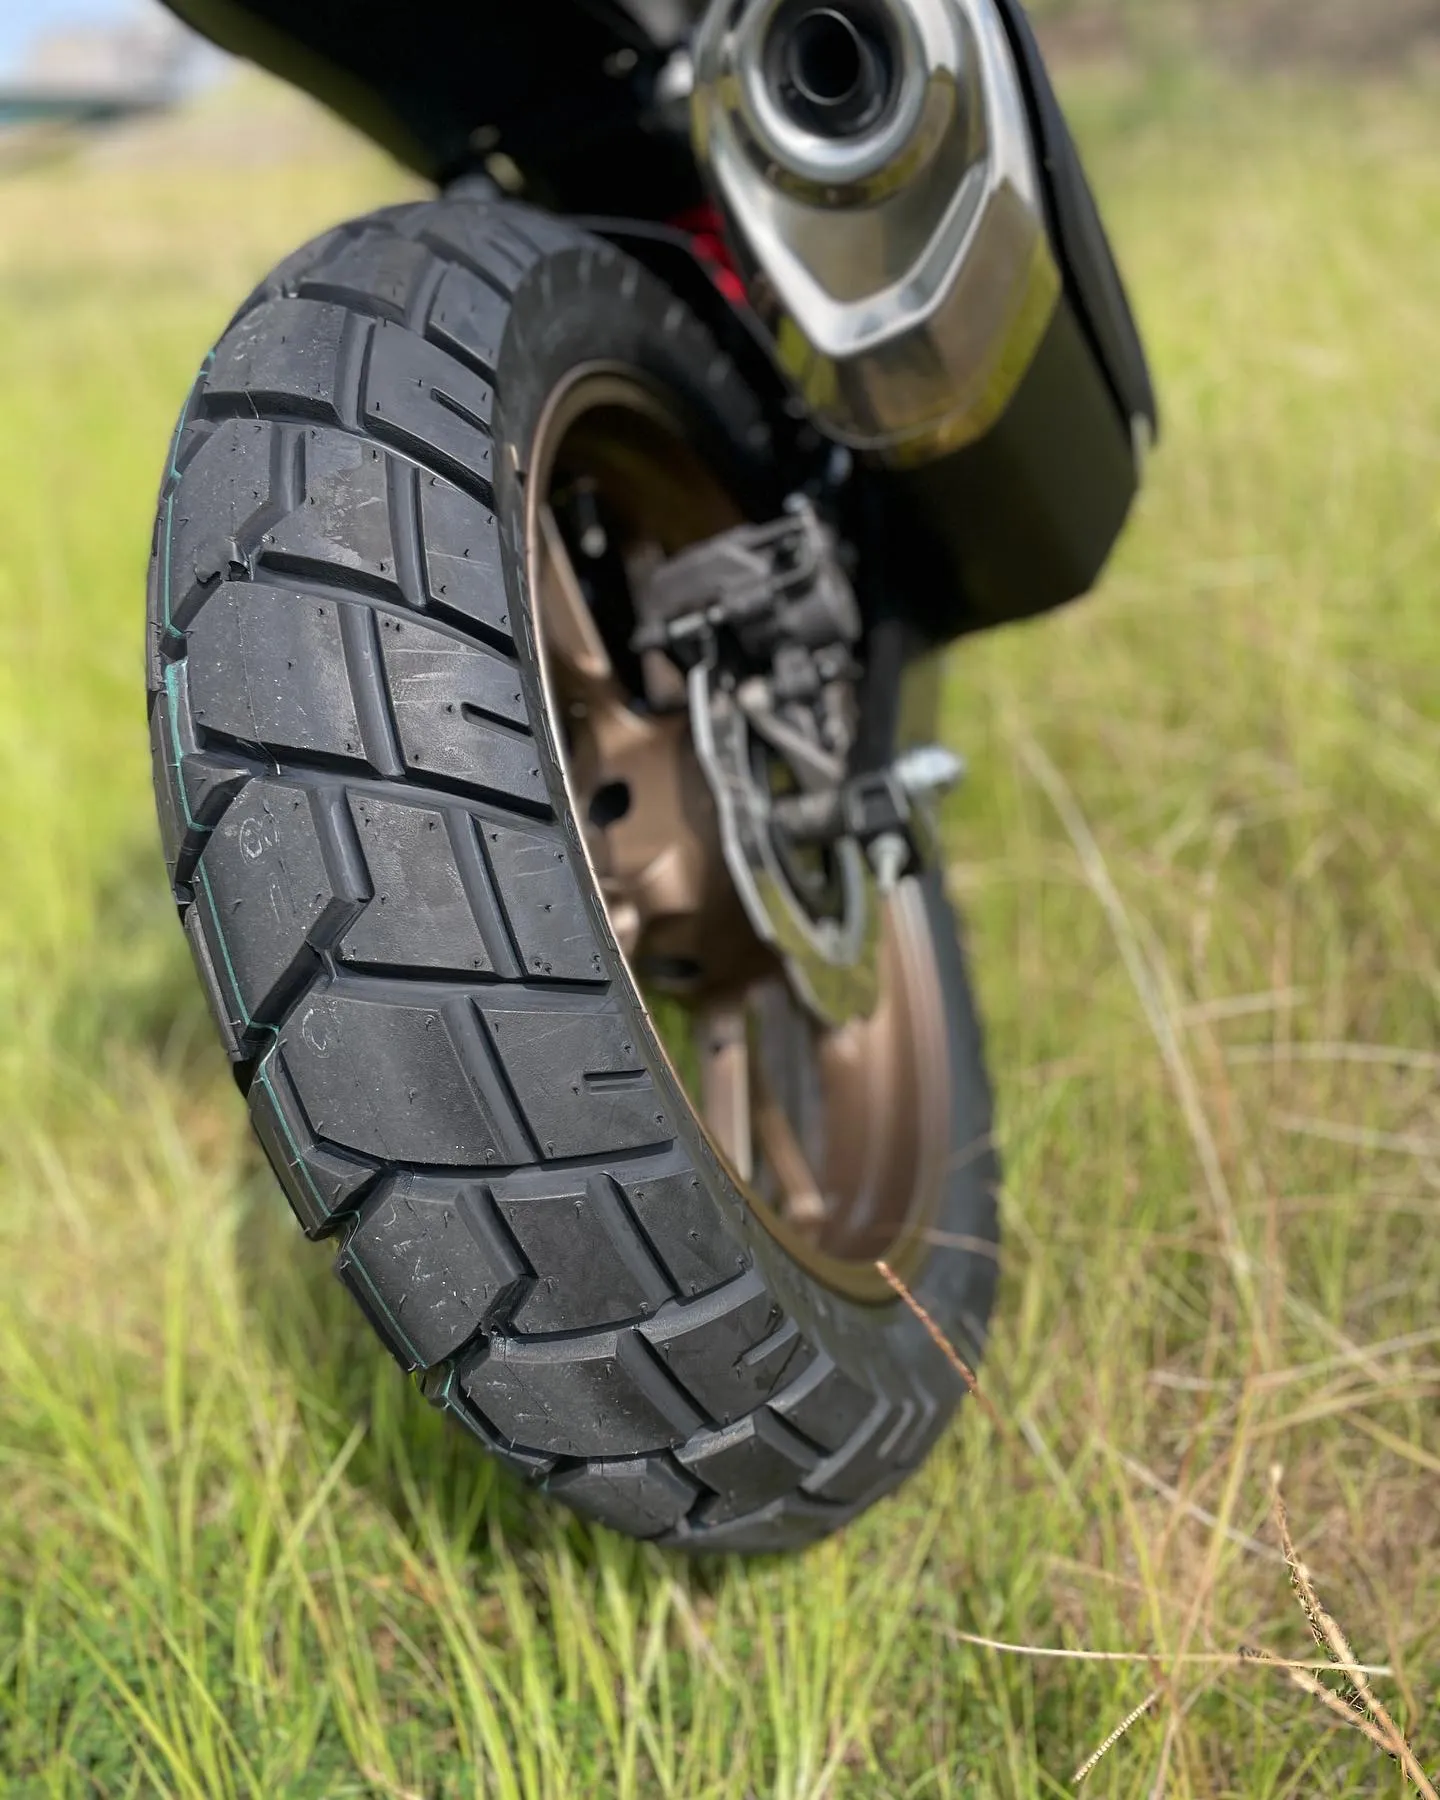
633, 498, 960, 1027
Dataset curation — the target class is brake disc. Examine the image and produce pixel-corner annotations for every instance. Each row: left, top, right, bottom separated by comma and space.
630, 498, 884, 1027
686, 657, 881, 1028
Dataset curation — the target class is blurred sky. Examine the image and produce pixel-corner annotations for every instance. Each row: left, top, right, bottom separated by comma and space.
0, 0, 174, 76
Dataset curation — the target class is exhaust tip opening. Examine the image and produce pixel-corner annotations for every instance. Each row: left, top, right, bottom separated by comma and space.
788, 9, 866, 110
767, 0, 899, 141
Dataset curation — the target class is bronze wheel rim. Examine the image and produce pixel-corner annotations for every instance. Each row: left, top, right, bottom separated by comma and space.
524, 367, 950, 1302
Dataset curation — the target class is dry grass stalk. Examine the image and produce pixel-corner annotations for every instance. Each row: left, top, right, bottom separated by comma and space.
884, 1232, 1431, 1793
1105, 1443, 1286, 1566
1072, 1690, 1161, 1786
1267, 1467, 1439, 1800
1269, 1466, 1361, 1690
1238, 1646, 1400, 1755
1014, 732, 1257, 1324
947, 1629, 1389, 1675
874, 1260, 1004, 1431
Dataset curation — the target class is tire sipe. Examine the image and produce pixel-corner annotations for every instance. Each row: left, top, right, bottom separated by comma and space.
147, 192, 1000, 1553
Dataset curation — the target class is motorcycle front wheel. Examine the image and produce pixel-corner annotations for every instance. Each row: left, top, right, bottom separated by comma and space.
147, 192, 999, 1552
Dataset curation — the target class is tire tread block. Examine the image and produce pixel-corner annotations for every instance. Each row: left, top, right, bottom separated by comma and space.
640, 1272, 806, 1425
423, 1365, 555, 1478
665, 1493, 837, 1555
768, 1353, 879, 1454
418, 473, 511, 639
426, 262, 507, 377
297, 231, 435, 323
478, 1001, 671, 1159
182, 903, 243, 1062
410, 205, 554, 291
157, 416, 277, 637
150, 667, 253, 885
612, 1160, 749, 1299
192, 779, 360, 1036
497, 1176, 666, 1332
363, 320, 495, 495
249, 1049, 379, 1237
279, 989, 530, 1166
799, 1399, 897, 1504
339, 793, 493, 975
187, 582, 370, 766
374, 612, 542, 805
546, 1455, 699, 1539
337, 1174, 527, 1371
461, 1328, 697, 1458
678, 1411, 818, 1523
480, 823, 602, 981
206, 296, 355, 423
263, 429, 397, 585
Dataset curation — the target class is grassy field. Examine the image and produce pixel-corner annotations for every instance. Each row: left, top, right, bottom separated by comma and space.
2, 64, 1439, 1799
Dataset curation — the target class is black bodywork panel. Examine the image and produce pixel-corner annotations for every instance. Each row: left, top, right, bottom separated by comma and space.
159, 0, 1155, 644
870, 0, 1155, 644
994, 0, 1157, 437
160, 0, 701, 212
862, 294, 1138, 647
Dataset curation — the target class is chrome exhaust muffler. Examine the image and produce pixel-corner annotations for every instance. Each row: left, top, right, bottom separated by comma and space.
691, 0, 1156, 638
693, 0, 1055, 459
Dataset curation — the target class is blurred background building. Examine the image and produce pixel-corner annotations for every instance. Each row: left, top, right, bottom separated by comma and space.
0, 0, 220, 135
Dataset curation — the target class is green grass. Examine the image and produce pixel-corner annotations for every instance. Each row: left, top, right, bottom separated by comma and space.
2, 67, 1439, 1799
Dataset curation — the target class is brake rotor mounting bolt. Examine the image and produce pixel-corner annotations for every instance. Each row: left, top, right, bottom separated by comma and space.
868, 831, 909, 896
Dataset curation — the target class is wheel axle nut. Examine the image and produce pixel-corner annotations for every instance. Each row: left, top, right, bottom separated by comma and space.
868, 830, 910, 895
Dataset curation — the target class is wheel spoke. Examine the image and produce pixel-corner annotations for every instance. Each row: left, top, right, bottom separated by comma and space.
752, 1059, 828, 1228
704, 985, 829, 1230
698, 1001, 753, 1184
